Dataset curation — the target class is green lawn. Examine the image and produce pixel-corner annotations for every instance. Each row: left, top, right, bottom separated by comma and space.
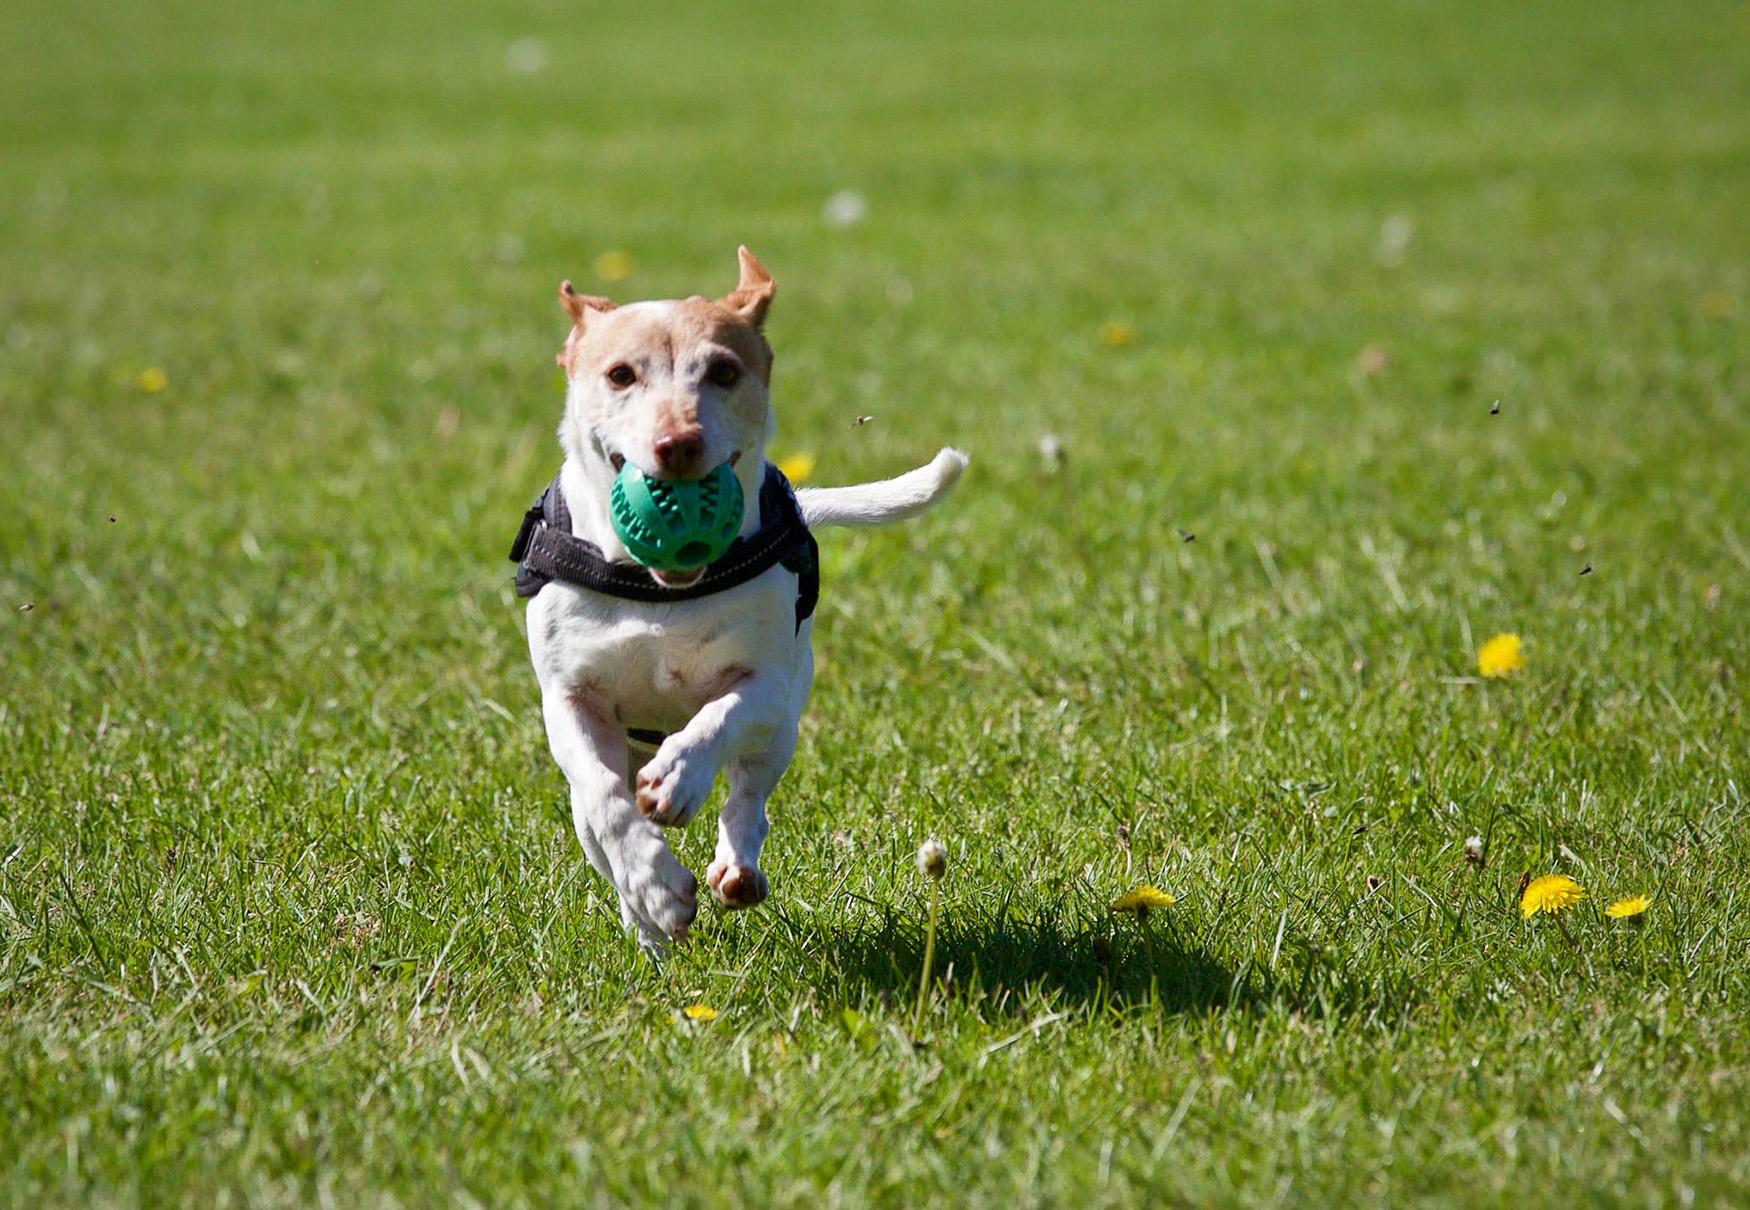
3, 0, 1748, 1204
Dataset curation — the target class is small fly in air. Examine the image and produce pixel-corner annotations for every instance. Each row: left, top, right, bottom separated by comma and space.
1489, 400, 1501, 415
1580, 564, 1592, 576
1178, 530, 1196, 543
850, 415, 873, 428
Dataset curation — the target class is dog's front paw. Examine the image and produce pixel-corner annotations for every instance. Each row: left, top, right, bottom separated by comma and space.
706, 859, 769, 910
636, 743, 716, 827
618, 834, 699, 945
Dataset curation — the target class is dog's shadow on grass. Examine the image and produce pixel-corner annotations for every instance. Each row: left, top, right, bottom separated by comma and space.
755, 895, 1242, 1019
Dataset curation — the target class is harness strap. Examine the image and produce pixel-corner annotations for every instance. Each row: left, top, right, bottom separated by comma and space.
510, 462, 819, 631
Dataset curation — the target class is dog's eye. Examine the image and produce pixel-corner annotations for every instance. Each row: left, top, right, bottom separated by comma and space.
706, 360, 740, 389
605, 364, 636, 388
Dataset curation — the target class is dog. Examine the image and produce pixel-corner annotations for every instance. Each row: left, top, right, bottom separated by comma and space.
515, 247, 966, 952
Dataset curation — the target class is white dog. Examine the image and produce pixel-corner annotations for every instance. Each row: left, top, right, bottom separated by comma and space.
512, 248, 966, 952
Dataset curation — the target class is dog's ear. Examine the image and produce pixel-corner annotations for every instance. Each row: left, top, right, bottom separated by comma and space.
559, 280, 616, 325
557, 282, 616, 369
722, 247, 774, 329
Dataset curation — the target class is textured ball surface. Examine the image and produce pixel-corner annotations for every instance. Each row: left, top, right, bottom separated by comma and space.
608, 461, 745, 571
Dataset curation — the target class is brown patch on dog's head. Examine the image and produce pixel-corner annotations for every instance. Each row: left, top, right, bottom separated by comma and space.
677, 298, 774, 388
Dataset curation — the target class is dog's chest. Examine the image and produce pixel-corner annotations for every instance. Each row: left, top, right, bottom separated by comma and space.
527, 578, 795, 730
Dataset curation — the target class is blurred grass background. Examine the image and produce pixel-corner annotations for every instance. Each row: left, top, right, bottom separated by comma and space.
2, 0, 1748, 1206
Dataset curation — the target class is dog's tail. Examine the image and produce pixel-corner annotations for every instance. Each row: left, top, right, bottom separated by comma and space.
796, 448, 968, 529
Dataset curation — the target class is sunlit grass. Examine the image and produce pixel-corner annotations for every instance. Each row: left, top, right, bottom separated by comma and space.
2, 0, 1748, 1205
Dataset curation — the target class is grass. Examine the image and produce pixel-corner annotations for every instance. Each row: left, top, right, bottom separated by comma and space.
2, 0, 1748, 1204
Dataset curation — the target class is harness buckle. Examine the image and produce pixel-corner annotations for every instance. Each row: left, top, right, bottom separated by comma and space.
509, 502, 544, 563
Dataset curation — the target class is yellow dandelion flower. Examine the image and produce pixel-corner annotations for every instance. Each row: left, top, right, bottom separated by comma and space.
1097, 320, 1136, 349
681, 1004, 718, 1022
1605, 894, 1651, 920
775, 452, 816, 484
1477, 633, 1525, 678
1520, 873, 1586, 919
594, 249, 635, 283
137, 366, 168, 392
1111, 886, 1176, 915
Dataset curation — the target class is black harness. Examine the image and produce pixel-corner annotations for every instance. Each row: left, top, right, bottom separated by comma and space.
509, 462, 820, 632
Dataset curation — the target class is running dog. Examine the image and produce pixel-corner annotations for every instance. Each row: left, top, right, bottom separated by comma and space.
511, 247, 965, 951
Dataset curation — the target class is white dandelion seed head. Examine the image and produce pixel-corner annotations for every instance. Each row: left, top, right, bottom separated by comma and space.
505, 37, 549, 76
1377, 214, 1414, 265
822, 189, 868, 229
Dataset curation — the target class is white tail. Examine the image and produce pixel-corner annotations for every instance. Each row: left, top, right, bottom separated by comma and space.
796, 448, 968, 528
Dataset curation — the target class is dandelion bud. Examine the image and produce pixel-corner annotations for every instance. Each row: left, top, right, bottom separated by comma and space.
917, 839, 948, 880
1464, 835, 1486, 868
1606, 894, 1651, 924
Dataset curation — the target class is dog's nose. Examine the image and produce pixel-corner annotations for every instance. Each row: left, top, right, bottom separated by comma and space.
652, 431, 706, 477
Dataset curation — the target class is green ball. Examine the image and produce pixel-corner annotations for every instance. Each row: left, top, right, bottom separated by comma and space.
608, 460, 745, 572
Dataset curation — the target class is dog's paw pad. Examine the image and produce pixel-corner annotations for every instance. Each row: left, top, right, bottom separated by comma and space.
707, 861, 768, 910
635, 752, 714, 827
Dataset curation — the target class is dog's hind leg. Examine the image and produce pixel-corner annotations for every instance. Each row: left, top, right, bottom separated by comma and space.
542, 690, 698, 951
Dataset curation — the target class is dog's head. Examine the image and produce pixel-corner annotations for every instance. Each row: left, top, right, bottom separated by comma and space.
555, 247, 776, 487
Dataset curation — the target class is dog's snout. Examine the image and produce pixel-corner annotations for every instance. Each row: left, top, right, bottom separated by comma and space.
652, 430, 706, 477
